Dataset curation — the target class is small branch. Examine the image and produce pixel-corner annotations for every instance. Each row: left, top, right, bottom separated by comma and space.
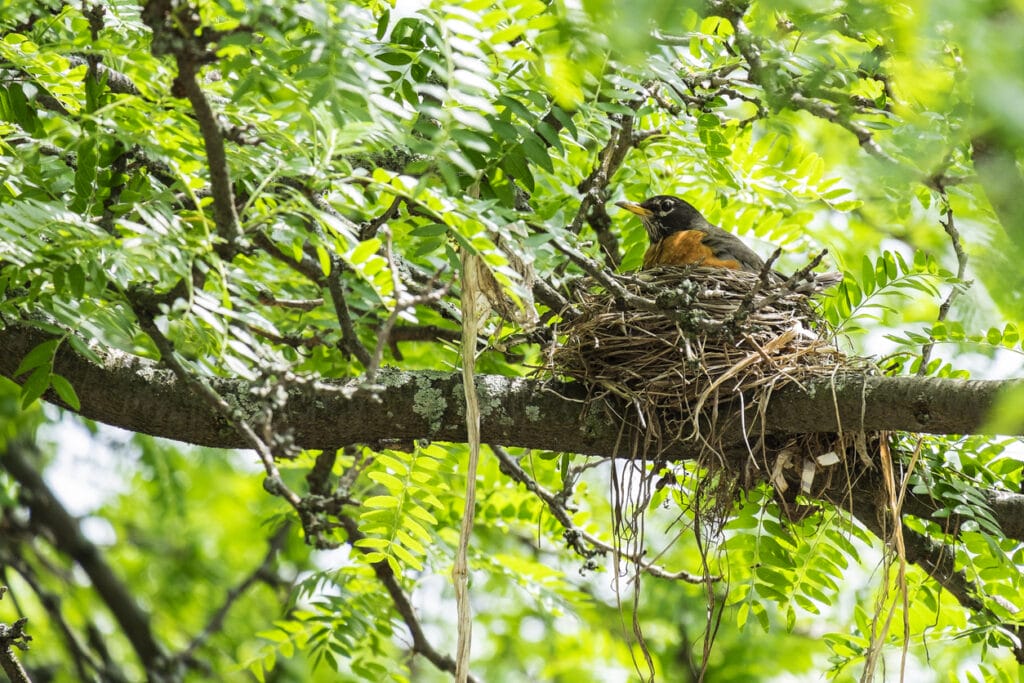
172, 60, 243, 247
549, 236, 656, 311
359, 195, 402, 241
177, 524, 292, 668
919, 192, 968, 372
242, 322, 326, 351
0, 601, 32, 683
492, 446, 711, 583
336, 515, 479, 683
142, 0, 242, 247
276, 177, 362, 235
387, 325, 461, 361
364, 229, 450, 384
571, 108, 646, 267
1, 442, 168, 675
66, 55, 142, 97
387, 325, 460, 344
130, 295, 302, 512
253, 231, 373, 367
531, 276, 574, 318
255, 291, 324, 311
787, 93, 901, 167
701, 3, 903, 170
327, 270, 375, 367
307, 449, 339, 497
2, 551, 106, 681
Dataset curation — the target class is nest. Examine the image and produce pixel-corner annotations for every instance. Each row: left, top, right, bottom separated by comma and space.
548, 265, 875, 517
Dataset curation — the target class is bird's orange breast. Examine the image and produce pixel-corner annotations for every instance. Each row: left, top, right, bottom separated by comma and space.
643, 230, 743, 270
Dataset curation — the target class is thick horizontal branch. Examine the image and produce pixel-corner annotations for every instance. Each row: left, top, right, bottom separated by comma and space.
1, 325, 1020, 454
5, 327, 1024, 612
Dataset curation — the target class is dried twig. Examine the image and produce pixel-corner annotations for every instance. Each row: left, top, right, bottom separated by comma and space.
492, 446, 710, 582
364, 229, 450, 384
919, 192, 969, 373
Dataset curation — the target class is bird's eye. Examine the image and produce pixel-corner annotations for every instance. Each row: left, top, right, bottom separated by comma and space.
658, 198, 675, 213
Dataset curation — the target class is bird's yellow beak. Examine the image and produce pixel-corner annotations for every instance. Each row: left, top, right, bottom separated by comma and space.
615, 200, 652, 217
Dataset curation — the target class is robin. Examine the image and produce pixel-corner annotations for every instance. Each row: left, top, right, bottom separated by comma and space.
615, 195, 768, 271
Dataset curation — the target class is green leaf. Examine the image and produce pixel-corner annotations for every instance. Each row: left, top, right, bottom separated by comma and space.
407, 503, 438, 526
497, 95, 537, 124
549, 105, 578, 138
354, 537, 391, 550
350, 238, 381, 265
1003, 323, 1020, 346
68, 263, 86, 298
363, 495, 399, 509
377, 453, 411, 475
20, 366, 51, 409
67, 335, 103, 365
519, 130, 554, 172
706, 144, 732, 158
368, 470, 405, 493
535, 120, 564, 153
390, 540, 422, 569
14, 339, 59, 377
501, 149, 535, 191
316, 245, 331, 276
49, 373, 80, 410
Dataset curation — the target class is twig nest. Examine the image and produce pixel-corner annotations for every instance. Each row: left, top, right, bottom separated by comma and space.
551, 266, 843, 413
548, 265, 870, 514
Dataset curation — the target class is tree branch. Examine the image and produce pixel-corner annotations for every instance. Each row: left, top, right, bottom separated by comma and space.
336, 515, 478, 683
919, 190, 969, 371
176, 524, 292, 670
492, 446, 710, 582
1, 323, 1021, 453
252, 231, 373, 367
142, 0, 242, 247
1, 442, 170, 677
0, 610, 32, 683
5, 321, 1024, 562
1, 550, 109, 681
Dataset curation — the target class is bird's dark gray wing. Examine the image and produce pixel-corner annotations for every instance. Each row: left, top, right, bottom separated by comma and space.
700, 226, 766, 272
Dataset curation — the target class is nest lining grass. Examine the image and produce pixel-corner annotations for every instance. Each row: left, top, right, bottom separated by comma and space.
548, 265, 875, 517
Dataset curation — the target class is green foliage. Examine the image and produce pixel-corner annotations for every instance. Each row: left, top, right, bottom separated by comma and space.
819, 250, 954, 337
3, 0, 1024, 681
725, 490, 872, 633
356, 445, 447, 572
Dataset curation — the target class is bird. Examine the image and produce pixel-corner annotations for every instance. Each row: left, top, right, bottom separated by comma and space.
615, 195, 768, 272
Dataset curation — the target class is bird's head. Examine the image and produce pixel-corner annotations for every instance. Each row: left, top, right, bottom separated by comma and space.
615, 195, 705, 242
